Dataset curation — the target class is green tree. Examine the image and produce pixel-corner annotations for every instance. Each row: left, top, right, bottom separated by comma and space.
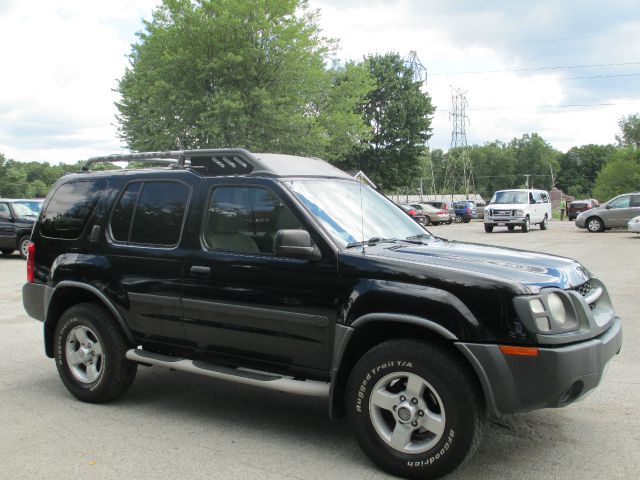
115, 0, 370, 159
556, 144, 616, 198
468, 141, 517, 198
344, 53, 434, 192
592, 148, 640, 201
509, 133, 560, 191
616, 113, 640, 149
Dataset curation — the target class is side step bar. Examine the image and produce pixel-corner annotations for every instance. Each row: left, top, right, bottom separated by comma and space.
126, 349, 330, 398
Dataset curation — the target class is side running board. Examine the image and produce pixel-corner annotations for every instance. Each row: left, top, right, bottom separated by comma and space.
125, 349, 330, 398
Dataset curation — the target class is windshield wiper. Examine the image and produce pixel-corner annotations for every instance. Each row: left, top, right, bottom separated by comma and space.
404, 233, 432, 243
346, 237, 399, 249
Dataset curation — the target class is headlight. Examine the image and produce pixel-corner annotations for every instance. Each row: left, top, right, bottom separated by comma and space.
514, 209, 524, 217
523, 291, 579, 334
547, 293, 567, 325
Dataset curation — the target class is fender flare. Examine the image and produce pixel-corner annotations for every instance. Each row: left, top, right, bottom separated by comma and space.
46, 281, 135, 348
328, 313, 458, 419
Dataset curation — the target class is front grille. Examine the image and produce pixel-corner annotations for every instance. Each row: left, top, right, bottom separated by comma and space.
492, 209, 512, 216
571, 280, 592, 297
570, 280, 596, 310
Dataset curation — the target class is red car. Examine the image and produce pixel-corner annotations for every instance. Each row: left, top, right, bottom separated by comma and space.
567, 199, 597, 221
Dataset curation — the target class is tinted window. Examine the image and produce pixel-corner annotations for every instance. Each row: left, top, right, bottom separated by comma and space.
110, 182, 142, 242
630, 195, 640, 207
127, 181, 189, 246
40, 181, 105, 239
203, 186, 303, 254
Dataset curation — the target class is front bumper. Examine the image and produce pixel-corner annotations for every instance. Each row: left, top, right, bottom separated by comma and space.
456, 316, 622, 417
575, 216, 587, 228
484, 216, 526, 226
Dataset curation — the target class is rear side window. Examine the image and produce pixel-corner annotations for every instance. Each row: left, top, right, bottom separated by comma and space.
40, 180, 105, 239
110, 180, 190, 247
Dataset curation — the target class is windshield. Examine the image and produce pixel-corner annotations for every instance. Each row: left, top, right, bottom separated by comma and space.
491, 191, 528, 204
285, 180, 428, 248
12, 203, 37, 218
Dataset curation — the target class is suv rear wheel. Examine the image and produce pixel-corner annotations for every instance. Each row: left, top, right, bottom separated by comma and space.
522, 217, 530, 233
18, 235, 31, 259
54, 303, 137, 403
347, 339, 485, 479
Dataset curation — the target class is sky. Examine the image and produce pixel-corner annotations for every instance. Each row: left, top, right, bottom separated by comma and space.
1, 0, 639, 164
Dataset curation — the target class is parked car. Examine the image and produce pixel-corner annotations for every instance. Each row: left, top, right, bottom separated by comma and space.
424, 200, 454, 224
484, 189, 552, 233
22, 149, 622, 479
628, 215, 640, 234
399, 204, 427, 225
0, 198, 38, 258
575, 192, 640, 232
410, 203, 450, 225
452, 201, 476, 223
474, 200, 486, 219
567, 199, 597, 221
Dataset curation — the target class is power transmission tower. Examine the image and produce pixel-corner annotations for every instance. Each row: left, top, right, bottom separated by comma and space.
404, 51, 436, 197
442, 86, 474, 198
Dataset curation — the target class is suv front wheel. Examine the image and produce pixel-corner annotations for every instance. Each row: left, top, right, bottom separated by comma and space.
54, 303, 137, 403
347, 339, 485, 479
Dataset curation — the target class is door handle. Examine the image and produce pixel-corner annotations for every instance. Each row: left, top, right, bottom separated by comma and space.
190, 265, 211, 276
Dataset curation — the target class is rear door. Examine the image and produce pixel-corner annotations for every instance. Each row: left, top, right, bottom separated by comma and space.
180, 178, 339, 374
97, 173, 196, 349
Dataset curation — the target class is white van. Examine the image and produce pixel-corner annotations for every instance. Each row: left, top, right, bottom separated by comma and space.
484, 189, 552, 233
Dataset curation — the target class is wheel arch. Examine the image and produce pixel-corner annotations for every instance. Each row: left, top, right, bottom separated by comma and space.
44, 282, 134, 358
329, 314, 487, 419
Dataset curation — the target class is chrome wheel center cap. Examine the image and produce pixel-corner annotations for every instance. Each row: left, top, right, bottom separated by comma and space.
397, 404, 416, 423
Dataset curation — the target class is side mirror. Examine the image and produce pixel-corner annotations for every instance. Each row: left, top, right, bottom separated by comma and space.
274, 229, 321, 260
605, 204, 612, 209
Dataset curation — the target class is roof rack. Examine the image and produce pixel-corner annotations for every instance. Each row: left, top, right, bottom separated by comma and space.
80, 148, 353, 180
80, 148, 258, 174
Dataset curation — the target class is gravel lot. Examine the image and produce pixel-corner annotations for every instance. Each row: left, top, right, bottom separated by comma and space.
1, 220, 638, 480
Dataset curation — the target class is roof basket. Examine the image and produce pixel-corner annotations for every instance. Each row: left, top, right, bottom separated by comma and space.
80, 148, 259, 174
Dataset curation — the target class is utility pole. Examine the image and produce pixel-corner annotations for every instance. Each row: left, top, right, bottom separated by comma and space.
524, 174, 531, 189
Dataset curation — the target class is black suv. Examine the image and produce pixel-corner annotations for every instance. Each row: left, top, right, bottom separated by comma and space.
0, 198, 39, 258
22, 149, 622, 479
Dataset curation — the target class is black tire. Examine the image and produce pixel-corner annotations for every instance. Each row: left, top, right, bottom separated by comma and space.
347, 339, 485, 480
521, 217, 530, 233
586, 216, 604, 233
446, 219, 452, 225
540, 215, 548, 230
484, 224, 493, 233
18, 235, 31, 259
54, 303, 137, 403
1, 249, 15, 255
463, 218, 471, 224
424, 216, 431, 226
454, 215, 463, 223
507, 225, 515, 231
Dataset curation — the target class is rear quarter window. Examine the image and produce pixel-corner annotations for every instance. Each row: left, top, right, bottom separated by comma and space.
39, 180, 106, 239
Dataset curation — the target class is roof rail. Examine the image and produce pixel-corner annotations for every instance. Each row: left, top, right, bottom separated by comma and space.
80, 148, 258, 174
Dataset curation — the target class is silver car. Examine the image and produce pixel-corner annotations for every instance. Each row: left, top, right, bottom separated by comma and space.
575, 192, 640, 232
629, 215, 640, 234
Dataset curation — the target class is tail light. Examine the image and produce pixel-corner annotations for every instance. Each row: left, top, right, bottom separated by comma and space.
466, 207, 471, 214
437, 210, 446, 215
27, 242, 35, 283
407, 209, 417, 216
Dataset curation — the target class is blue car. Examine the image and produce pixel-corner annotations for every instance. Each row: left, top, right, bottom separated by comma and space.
452, 201, 476, 223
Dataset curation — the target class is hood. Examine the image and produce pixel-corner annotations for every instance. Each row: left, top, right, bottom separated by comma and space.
362, 238, 590, 290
